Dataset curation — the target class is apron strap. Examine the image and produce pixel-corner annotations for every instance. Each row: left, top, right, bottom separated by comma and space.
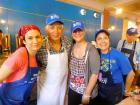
47, 50, 50, 55
47, 46, 66, 56
121, 40, 126, 50
121, 40, 137, 51
133, 41, 136, 51
25, 47, 31, 81
25, 47, 30, 68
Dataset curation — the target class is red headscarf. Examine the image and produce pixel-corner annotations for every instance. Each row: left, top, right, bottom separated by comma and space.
18, 24, 41, 39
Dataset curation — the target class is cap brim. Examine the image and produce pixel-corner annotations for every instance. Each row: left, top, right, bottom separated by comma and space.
47, 20, 63, 25
127, 32, 137, 35
72, 27, 84, 33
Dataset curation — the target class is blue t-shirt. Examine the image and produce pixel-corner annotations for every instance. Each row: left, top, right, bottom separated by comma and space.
101, 48, 132, 84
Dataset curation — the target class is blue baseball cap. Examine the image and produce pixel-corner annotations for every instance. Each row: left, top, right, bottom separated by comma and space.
46, 14, 63, 25
127, 28, 137, 35
71, 20, 85, 33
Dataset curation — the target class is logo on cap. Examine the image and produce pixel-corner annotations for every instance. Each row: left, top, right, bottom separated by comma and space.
50, 14, 59, 20
46, 14, 63, 25
73, 22, 82, 27
130, 28, 136, 33
127, 28, 137, 35
71, 20, 84, 33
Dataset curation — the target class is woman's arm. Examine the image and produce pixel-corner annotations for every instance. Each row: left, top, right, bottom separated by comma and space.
82, 44, 100, 104
82, 73, 98, 104
0, 48, 27, 83
125, 70, 135, 92
0, 64, 13, 83
84, 74, 98, 96
133, 94, 140, 100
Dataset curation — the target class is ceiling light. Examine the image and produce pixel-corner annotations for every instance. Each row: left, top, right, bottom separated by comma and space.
111, 26, 115, 30
0, 19, 6, 24
108, 25, 116, 31
80, 9, 86, 16
93, 12, 99, 18
116, 8, 123, 15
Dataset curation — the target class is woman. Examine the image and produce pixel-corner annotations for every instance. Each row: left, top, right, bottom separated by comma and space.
68, 20, 100, 105
95, 29, 134, 105
0, 24, 42, 105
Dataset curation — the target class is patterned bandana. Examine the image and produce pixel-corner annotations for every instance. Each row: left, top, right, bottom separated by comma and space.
18, 24, 40, 39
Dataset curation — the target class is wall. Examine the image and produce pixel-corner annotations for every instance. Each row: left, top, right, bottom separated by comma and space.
0, 0, 101, 51
109, 16, 123, 48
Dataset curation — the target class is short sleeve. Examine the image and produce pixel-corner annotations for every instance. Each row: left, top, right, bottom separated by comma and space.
117, 52, 132, 75
3, 48, 27, 73
88, 45, 100, 74
117, 40, 123, 51
135, 42, 140, 55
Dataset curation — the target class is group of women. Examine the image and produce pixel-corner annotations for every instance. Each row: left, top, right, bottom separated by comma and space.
0, 19, 139, 105
68, 21, 134, 105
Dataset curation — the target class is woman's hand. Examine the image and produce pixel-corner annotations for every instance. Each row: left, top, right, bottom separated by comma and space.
81, 74, 98, 104
132, 94, 140, 101
81, 93, 90, 105
130, 88, 140, 101
125, 90, 131, 96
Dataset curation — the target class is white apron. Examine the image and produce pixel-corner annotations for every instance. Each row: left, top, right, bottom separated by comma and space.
37, 49, 68, 105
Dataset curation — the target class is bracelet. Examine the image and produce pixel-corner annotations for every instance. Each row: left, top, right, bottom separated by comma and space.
83, 94, 91, 98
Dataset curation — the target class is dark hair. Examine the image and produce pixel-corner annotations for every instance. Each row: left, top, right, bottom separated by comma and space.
0, 29, 3, 33
95, 29, 110, 40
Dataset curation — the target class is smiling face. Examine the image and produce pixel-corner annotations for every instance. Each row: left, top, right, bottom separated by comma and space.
23, 29, 42, 54
72, 28, 85, 43
45, 22, 64, 42
96, 32, 110, 54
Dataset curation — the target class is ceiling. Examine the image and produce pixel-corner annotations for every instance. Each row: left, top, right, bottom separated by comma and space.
59, 0, 140, 22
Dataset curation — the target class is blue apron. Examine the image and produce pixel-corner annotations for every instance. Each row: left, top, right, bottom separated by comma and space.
0, 48, 39, 105
121, 40, 136, 71
98, 61, 123, 104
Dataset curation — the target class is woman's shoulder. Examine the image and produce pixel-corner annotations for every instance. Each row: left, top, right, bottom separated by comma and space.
10, 47, 27, 60
3, 47, 27, 67
14, 47, 27, 56
110, 48, 126, 57
86, 42, 97, 52
111, 47, 121, 53
86, 43, 100, 58
87, 42, 96, 49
